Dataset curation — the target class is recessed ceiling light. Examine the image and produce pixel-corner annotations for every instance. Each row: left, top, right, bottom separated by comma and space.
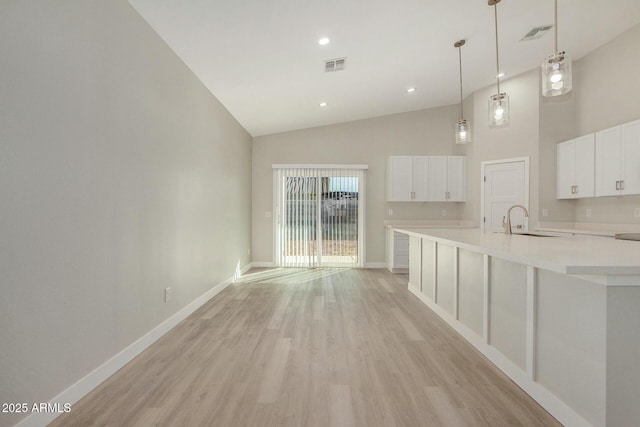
319, 102, 328, 107
406, 87, 416, 93
318, 37, 330, 46
496, 73, 505, 78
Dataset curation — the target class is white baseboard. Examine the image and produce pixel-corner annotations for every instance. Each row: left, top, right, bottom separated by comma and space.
364, 262, 387, 269
249, 261, 274, 268
247, 262, 386, 269
407, 285, 591, 427
17, 264, 252, 427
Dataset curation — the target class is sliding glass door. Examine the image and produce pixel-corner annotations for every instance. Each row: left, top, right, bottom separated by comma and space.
274, 166, 366, 268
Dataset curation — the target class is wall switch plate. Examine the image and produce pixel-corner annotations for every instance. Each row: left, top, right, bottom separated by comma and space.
388, 209, 393, 216
635, 208, 640, 218
586, 208, 592, 217
164, 287, 171, 303
542, 208, 549, 217
247, 248, 251, 256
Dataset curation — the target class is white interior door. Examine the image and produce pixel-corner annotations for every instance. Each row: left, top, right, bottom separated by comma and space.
482, 159, 528, 233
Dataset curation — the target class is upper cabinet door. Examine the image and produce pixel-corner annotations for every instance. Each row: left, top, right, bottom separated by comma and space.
427, 156, 448, 201
387, 155, 466, 202
447, 156, 466, 201
387, 156, 414, 201
621, 119, 640, 195
574, 134, 595, 198
556, 139, 576, 199
412, 156, 429, 201
595, 126, 622, 197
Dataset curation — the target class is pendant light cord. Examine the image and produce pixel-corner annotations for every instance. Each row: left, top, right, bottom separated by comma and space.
554, 0, 558, 52
494, 3, 501, 94
458, 46, 464, 119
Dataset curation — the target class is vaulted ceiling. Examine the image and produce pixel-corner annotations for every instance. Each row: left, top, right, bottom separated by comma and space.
129, 0, 640, 136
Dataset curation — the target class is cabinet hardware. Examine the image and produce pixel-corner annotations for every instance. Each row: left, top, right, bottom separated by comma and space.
621, 180, 625, 190
575, 185, 578, 194
616, 180, 620, 190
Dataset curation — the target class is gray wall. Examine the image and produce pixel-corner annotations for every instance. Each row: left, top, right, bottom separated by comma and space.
538, 23, 640, 225
252, 106, 465, 265
458, 70, 541, 228
0, 2, 252, 426
538, 86, 577, 222
572, 24, 640, 224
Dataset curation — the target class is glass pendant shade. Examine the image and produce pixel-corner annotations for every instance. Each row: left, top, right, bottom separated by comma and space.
455, 119, 472, 144
453, 39, 471, 144
541, 0, 572, 97
488, 93, 509, 127
488, 0, 508, 128
541, 51, 572, 96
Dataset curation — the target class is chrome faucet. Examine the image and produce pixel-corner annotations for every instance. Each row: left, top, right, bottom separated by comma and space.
503, 204, 529, 234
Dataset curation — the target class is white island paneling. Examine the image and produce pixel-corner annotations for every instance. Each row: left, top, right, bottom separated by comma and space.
396, 227, 640, 427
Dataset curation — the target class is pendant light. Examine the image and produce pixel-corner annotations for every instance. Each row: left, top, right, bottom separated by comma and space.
488, 0, 509, 127
454, 40, 472, 144
541, 0, 572, 96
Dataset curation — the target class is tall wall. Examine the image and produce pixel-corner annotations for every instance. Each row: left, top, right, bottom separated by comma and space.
572, 23, 640, 224
538, 85, 577, 223
458, 70, 541, 228
0, 2, 252, 426
252, 105, 464, 265
537, 23, 640, 226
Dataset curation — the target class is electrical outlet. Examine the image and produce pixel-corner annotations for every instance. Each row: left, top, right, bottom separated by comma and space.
542, 208, 549, 217
586, 208, 592, 217
388, 209, 393, 216
442, 209, 447, 217
635, 208, 640, 218
164, 287, 171, 303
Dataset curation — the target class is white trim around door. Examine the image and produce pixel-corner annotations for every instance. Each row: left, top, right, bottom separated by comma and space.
480, 157, 530, 233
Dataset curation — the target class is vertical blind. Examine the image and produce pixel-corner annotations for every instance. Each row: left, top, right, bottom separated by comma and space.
273, 165, 367, 268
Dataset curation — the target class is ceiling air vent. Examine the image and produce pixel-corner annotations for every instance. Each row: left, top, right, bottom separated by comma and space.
324, 57, 346, 72
521, 25, 553, 41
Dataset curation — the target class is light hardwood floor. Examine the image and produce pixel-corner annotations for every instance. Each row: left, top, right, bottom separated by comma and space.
50, 268, 561, 427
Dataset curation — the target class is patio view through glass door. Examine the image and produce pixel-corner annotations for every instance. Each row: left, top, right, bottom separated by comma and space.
274, 165, 366, 267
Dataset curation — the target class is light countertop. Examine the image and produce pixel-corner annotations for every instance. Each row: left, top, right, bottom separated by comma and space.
395, 227, 640, 276
384, 220, 473, 229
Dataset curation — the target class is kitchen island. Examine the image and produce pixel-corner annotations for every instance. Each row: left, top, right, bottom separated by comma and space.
395, 227, 640, 427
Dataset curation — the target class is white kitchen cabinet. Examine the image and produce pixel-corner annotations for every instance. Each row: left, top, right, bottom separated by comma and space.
595, 119, 640, 196
387, 155, 465, 202
386, 156, 428, 201
622, 119, 640, 194
556, 134, 595, 199
445, 156, 466, 201
412, 156, 429, 201
385, 228, 409, 273
427, 156, 466, 201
